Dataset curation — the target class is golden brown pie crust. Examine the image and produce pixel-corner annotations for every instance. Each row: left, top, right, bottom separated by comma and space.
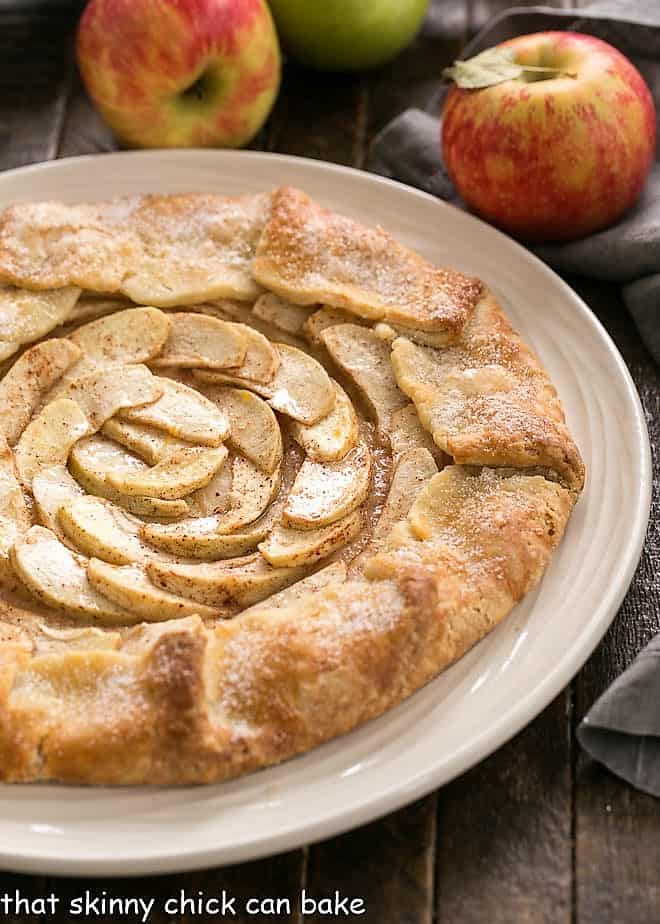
0, 188, 583, 784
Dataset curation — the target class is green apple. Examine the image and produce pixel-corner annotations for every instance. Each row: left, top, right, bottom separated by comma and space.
268, 0, 429, 71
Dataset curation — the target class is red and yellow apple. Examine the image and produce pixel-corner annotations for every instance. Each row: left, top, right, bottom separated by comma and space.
442, 32, 656, 242
77, 0, 281, 149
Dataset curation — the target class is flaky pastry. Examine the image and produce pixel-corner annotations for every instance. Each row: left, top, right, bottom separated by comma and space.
0, 187, 583, 784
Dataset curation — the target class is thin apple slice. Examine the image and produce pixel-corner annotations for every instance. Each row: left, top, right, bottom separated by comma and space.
203, 321, 280, 383
227, 323, 280, 383
191, 454, 234, 515
0, 285, 80, 344
141, 514, 271, 561
64, 296, 131, 326
196, 306, 279, 379
215, 455, 280, 531
0, 341, 19, 362
151, 312, 247, 369
69, 306, 171, 364
374, 448, 438, 540
252, 293, 312, 335
106, 444, 228, 500
248, 343, 335, 424
35, 624, 122, 655
87, 559, 220, 620
0, 338, 81, 445
388, 403, 438, 460
32, 464, 85, 535
0, 439, 28, 527
10, 526, 129, 622
15, 398, 90, 486
45, 353, 103, 401
147, 553, 306, 607
118, 377, 228, 446
58, 495, 156, 565
69, 434, 145, 490
321, 323, 407, 433
240, 561, 347, 617
101, 418, 193, 465
56, 363, 162, 430
145, 456, 279, 549
195, 343, 335, 425
202, 300, 254, 322
0, 438, 30, 573
143, 454, 289, 559
201, 385, 282, 474
260, 508, 362, 568
69, 435, 190, 518
289, 380, 358, 462
302, 306, 361, 346
283, 441, 371, 530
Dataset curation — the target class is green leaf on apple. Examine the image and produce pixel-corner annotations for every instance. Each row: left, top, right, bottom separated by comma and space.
443, 47, 576, 89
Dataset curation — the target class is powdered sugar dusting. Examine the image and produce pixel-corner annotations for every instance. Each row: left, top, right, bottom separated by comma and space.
254, 187, 482, 333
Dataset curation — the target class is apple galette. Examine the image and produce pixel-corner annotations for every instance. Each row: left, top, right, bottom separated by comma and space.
0, 187, 583, 784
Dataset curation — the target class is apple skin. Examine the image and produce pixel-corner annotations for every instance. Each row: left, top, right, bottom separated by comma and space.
268, 0, 429, 72
77, 0, 281, 149
442, 32, 656, 243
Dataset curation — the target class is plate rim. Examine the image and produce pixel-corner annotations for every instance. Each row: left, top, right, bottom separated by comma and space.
0, 148, 651, 877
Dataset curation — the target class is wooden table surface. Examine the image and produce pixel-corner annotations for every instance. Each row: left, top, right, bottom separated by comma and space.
2, 2, 660, 921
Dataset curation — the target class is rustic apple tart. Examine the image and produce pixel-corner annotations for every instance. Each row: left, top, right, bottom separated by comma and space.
0, 186, 584, 784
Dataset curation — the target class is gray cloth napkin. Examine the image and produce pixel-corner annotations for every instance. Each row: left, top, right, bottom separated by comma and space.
371, 0, 660, 797
371, 0, 660, 362
577, 638, 660, 797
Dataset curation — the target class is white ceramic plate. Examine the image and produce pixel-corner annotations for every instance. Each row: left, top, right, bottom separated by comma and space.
0, 151, 650, 877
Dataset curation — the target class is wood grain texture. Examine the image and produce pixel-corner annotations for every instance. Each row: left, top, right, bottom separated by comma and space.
571, 279, 660, 924
304, 796, 437, 924
0, 4, 79, 168
266, 63, 367, 167
13, 852, 305, 924
58, 72, 118, 158
435, 696, 572, 924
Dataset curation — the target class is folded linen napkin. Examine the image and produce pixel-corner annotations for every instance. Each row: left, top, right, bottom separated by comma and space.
371, 0, 660, 797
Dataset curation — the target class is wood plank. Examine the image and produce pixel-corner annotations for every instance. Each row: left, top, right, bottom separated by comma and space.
0, 851, 304, 924
266, 63, 366, 167
572, 279, 660, 924
435, 695, 572, 923
0, 3, 79, 169
58, 71, 118, 158
304, 795, 437, 924
575, 766, 660, 924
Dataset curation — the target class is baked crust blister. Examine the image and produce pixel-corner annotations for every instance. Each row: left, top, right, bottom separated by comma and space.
0, 186, 583, 784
